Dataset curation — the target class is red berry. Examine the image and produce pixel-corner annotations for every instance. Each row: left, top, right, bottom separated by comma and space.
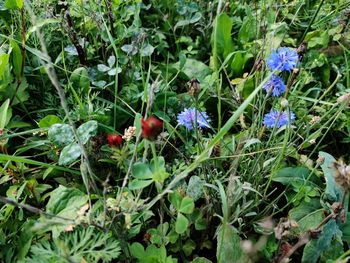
107, 134, 123, 148
141, 116, 163, 140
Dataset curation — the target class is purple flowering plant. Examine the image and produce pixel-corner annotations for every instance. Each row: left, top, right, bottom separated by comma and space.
177, 108, 210, 130
263, 74, 286, 97
263, 109, 296, 128
267, 47, 299, 72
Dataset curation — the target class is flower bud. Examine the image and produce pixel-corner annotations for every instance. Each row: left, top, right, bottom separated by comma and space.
280, 98, 289, 108
141, 116, 163, 140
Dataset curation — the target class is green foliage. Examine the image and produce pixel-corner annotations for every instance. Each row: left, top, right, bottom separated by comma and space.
0, 0, 349, 262
22, 227, 120, 263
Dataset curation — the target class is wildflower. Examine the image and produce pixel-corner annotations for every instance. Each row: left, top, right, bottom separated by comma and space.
107, 134, 123, 148
122, 126, 136, 141
263, 109, 295, 128
141, 116, 163, 140
267, 47, 299, 72
177, 108, 210, 130
263, 74, 286, 97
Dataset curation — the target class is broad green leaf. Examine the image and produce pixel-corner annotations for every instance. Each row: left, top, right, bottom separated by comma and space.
174, 12, 202, 30
183, 239, 196, 257
216, 222, 243, 263
168, 191, 182, 210
301, 220, 338, 263
174, 58, 210, 82
38, 115, 62, 128
273, 167, 314, 185
46, 185, 87, 215
186, 176, 204, 201
77, 120, 98, 144
212, 13, 234, 58
230, 51, 253, 77
289, 198, 322, 221
46, 185, 88, 237
238, 12, 257, 44
130, 242, 145, 259
175, 213, 189, 234
141, 43, 154, 57
0, 53, 9, 80
319, 151, 342, 202
297, 209, 324, 232
132, 162, 153, 179
0, 99, 12, 129
179, 196, 195, 214
10, 40, 22, 78
58, 143, 81, 165
129, 179, 153, 190
17, 220, 35, 260
48, 124, 74, 147
70, 67, 90, 93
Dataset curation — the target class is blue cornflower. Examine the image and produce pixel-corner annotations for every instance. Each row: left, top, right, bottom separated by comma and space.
263, 74, 286, 97
267, 47, 299, 72
177, 108, 210, 130
263, 109, 295, 128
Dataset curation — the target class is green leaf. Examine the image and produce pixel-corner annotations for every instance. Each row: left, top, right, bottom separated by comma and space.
230, 51, 253, 77
212, 13, 234, 58
273, 167, 314, 186
186, 176, 204, 201
0, 53, 10, 80
175, 213, 189, 234
168, 191, 182, 210
130, 242, 145, 259
297, 209, 324, 233
48, 124, 74, 147
70, 67, 90, 93
319, 151, 343, 202
340, 212, 350, 243
0, 99, 12, 129
141, 43, 154, 57
129, 179, 153, 190
183, 239, 196, 257
46, 185, 87, 218
216, 222, 243, 262
191, 257, 212, 263
173, 58, 210, 82
238, 12, 257, 44
302, 220, 338, 263
38, 115, 62, 128
289, 198, 322, 221
132, 162, 153, 179
10, 40, 22, 78
58, 143, 81, 165
179, 196, 195, 214
77, 120, 98, 144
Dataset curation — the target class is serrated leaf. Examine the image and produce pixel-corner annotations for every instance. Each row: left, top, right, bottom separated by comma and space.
77, 120, 98, 144
59, 143, 81, 165
319, 151, 342, 202
179, 196, 194, 214
175, 213, 189, 234
48, 124, 74, 147
301, 220, 338, 263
